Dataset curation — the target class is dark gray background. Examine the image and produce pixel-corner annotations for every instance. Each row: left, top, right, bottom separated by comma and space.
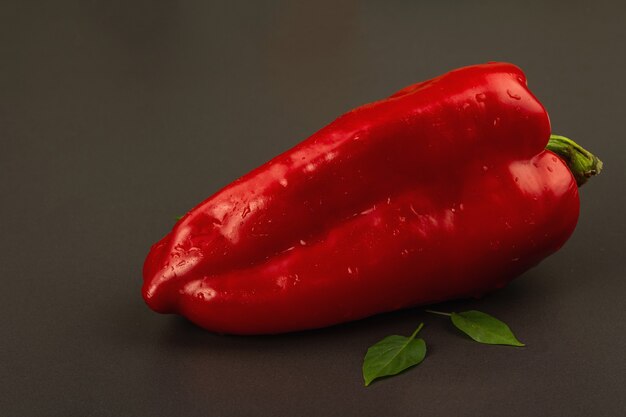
2, 1, 624, 416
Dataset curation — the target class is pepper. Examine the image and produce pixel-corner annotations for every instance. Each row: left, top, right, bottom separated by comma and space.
142, 62, 602, 335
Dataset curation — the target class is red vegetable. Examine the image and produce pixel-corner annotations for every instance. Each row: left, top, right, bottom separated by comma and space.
142, 62, 601, 334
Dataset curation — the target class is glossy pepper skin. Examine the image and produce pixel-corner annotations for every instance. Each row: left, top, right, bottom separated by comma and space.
143, 62, 580, 335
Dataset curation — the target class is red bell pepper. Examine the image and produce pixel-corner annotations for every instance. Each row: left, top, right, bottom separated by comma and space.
142, 62, 602, 334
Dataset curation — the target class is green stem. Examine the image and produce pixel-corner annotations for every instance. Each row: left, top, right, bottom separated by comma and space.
546, 135, 603, 186
424, 309, 452, 317
410, 323, 425, 339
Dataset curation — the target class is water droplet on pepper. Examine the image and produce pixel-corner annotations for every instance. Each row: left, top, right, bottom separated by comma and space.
507, 89, 521, 100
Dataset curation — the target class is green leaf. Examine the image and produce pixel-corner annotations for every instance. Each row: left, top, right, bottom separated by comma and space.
450, 310, 524, 346
362, 323, 427, 386
175, 215, 183, 221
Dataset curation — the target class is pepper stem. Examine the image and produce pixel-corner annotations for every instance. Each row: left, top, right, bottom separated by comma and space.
546, 135, 603, 186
